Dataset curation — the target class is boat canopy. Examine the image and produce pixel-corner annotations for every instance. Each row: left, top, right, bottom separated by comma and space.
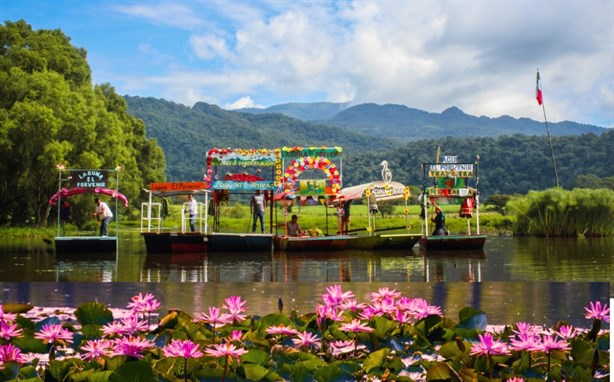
48, 187, 129, 207
339, 181, 409, 202
144, 182, 210, 198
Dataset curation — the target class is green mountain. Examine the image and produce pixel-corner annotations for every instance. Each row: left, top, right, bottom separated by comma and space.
240, 101, 351, 121
125, 96, 396, 181
239, 102, 608, 141
126, 96, 613, 199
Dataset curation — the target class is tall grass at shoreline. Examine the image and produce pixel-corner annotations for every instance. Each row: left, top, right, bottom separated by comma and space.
507, 188, 614, 237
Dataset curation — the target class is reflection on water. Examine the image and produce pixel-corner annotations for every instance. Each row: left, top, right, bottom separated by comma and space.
0, 281, 608, 328
1, 233, 613, 285
0, 233, 611, 327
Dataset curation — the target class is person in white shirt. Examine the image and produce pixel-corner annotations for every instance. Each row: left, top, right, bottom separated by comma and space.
185, 194, 198, 232
250, 190, 266, 233
94, 198, 113, 237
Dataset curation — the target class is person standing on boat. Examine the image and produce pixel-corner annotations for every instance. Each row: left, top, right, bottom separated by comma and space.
251, 189, 266, 233
431, 203, 446, 236
341, 199, 352, 234
185, 194, 198, 232
286, 214, 303, 237
368, 193, 378, 214
93, 198, 113, 237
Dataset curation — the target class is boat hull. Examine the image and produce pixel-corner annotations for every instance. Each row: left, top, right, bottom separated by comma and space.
419, 235, 487, 251
346, 233, 421, 250
208, 233, 273, 252
141, 232, 207, 253
274, 235, 350, 252
55, 236, 117, 255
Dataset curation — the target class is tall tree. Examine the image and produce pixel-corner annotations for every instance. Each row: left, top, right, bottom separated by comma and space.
0, 20, 165, 226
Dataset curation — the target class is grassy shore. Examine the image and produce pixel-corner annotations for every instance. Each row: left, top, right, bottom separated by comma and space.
1, 202, 513, 239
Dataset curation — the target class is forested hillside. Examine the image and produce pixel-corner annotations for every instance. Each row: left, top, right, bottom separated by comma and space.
0, 21, 166, 226
125, 96, 396, 181
128, 96, 613, 199
239, 102, 608, 141
342, 131, 614, 198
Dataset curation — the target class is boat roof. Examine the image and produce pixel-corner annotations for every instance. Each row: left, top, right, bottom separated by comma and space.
145, 182, 211, 198
339, 181, 409, 202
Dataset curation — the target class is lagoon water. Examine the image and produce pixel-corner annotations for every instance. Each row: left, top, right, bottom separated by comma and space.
0, 233, 611, 327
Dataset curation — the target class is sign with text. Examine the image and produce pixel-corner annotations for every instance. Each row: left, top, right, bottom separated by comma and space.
428, 163, 474, 178
209, 152, 278, 167
150, 182, 207, 192
212, 180, 276, 191
70, 170, 108, 188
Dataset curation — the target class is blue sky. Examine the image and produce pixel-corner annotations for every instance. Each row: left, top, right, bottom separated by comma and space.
2, 0, 613, 127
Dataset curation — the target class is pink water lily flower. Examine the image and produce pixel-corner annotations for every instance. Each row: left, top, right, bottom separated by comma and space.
330, 339, 362, 357
205, 342, 248, 361
222, 296, 248, 323
34, 324, 73, 345
126, 292, 161, 314
370, 287, 401, 303
120, 315, 150, 334
0, 305, 17, 323
0, 321, 23, 340
0, 344, 27, 364
555, 325, 578, 340
470, 332, 510, 356
405, 297, 444, 320
584, 301, 610, 322
538, 334, 570, 353
101, 320, 128, 338
322, 284, 354, 307
339, 319, 374, 334
80, 339, 113, 360
163, 339, 204, 359
292, 331, 322, 351
112, 335, 154, 358
339, 299, 366, 313
509, 332, 541, 352
266, 323, 299, 336
194, 306, 232, 327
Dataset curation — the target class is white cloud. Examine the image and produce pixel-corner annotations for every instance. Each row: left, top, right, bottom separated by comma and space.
112, 3, 204, 29
224, 96, 264, 110
102, 0, 613, 126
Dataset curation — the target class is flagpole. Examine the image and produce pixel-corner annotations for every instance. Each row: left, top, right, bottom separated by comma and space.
540, 102, 560, 187
536, 69, 560, 188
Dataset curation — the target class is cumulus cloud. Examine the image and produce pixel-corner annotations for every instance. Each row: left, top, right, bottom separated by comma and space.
224, 96, 264, 110
106, 1, 612, 126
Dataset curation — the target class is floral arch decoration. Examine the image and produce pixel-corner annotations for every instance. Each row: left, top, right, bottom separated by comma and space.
280, 156, 341, 196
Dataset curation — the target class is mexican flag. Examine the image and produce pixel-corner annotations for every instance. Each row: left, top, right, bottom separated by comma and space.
535, 69, 543, 106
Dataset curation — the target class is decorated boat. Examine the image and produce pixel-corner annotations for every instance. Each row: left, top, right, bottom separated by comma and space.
340, 161, 421, 250
419, 154, 487, 250
140, 182, 210, 253
50, 165, 127, 255
204, 148, 277, 252
272, 146, 351, 251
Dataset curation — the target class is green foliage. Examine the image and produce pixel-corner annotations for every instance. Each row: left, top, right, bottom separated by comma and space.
507, 188, 614, 237
74, 301, 114, 326
4, 289, 611, 382
0, 20, 165, 227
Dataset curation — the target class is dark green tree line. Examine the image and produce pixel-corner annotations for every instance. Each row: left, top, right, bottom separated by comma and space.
0, 20, 165, 226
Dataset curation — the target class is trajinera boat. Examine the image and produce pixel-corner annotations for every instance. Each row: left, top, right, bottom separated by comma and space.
140, 181, 210, 253
50, 165, 128, 255
204, 147, 277, 252
339, 160, 421, 250
419, 154, 486, 250
273, 146, 351, 251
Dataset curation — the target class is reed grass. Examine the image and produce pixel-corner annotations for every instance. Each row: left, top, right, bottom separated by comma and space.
506, 188, 614, 237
